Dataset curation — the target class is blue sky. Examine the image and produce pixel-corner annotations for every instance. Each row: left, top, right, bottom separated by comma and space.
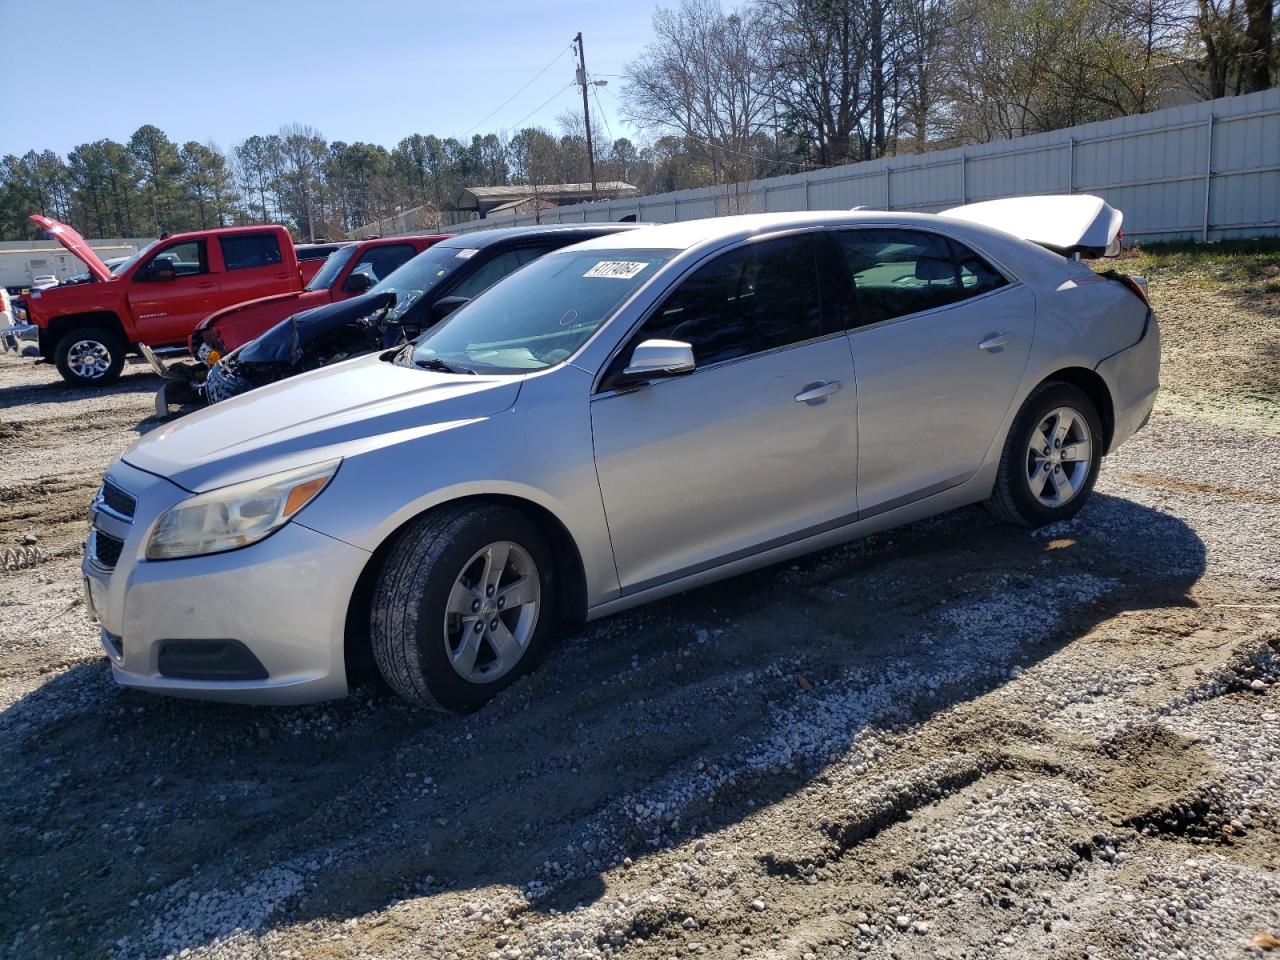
0, 0, 654, 157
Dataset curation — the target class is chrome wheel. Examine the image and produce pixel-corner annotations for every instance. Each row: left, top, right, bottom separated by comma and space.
66, 339, 113, 380
1026, 406, 1092, 507
443, 540, 541, 684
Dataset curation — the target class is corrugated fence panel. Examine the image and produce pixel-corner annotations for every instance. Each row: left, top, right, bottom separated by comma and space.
445, 89, 1279, 242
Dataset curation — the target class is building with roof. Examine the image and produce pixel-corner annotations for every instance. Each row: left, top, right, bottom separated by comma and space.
456, 182, 639, 221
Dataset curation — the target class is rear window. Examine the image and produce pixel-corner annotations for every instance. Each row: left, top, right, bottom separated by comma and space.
221, 233, 283, 272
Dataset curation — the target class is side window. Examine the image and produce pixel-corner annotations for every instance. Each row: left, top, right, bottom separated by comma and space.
623, 234, 821, 369
833, 229, 1007, 327
350, 244, 416, 284
220, 233, 283, 272
449, 249, 532, 300
952, 239, 1008, 296
140, 240, 207, 279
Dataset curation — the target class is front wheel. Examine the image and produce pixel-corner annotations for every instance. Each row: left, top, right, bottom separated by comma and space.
53, 327, 126, 387
370, 504, 554, 712
986, 382, 1103, 527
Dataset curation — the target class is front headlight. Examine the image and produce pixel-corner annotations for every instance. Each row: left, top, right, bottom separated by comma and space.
145, 460, 340, 560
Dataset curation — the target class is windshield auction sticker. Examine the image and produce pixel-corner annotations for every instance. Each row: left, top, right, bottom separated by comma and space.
455, 249, 479, 259
584, 261, 649, 279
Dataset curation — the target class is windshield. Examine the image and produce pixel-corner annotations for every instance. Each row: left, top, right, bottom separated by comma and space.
304, 244, 358, 292
373, 244, 474, 321
411, 248, 675, 374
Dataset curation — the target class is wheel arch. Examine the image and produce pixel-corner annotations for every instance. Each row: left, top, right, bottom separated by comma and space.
46, 311, 130, 354
342, 493, 590, 685
1035, 366, 1116, 454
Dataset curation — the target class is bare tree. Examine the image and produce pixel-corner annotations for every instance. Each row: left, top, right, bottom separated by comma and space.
624, 0, 775, 184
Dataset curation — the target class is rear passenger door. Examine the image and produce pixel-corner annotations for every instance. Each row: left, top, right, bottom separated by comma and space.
215, 232, 295, 311
832, 228, 1035, 516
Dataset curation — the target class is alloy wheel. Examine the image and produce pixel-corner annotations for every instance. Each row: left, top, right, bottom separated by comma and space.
1026, 406, 1092, 508
66, 339, 113, 380
443, 540, 541, 683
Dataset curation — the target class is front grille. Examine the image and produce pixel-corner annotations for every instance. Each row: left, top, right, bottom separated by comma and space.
204, 358, 252, 403
93, 531, 124, 569
101, 480, 136, 520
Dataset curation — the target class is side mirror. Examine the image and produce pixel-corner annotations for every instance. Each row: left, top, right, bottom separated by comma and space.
615, 339, 695, 387
141, 256, 176, 282
430, 296, 470, 321
342, 270, 374, 294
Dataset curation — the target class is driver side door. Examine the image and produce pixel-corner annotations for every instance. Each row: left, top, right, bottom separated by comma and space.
590, 233, 859, 594
126, 239, 221, 345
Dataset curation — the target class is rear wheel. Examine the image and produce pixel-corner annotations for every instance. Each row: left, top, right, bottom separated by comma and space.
370, 504, 554, 712
986, 382, 1103, 527
54, 327, 126, 387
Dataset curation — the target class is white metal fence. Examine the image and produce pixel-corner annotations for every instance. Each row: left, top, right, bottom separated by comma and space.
448, 88, 1280, 243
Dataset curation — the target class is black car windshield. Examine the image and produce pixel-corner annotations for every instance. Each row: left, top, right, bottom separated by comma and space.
411, 248, 675, 374
373, 244, 475, 321
304, 244, 358, 291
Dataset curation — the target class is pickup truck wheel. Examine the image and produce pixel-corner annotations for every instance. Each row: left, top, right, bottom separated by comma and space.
986, 382, 1103, 527
54, 327, 126, 386
370, 504, 554, 712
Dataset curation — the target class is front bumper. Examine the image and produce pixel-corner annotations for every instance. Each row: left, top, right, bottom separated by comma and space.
83, 459, 370, 705
0, 322, 38, 355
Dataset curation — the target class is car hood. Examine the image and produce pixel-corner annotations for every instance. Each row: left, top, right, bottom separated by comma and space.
29, 214, 113, 282
196, 289, 330, 333
123, 352, 523, 492
237, 290, 394, 365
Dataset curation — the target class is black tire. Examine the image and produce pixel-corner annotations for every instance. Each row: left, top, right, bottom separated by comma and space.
53, 327, 126, 387
370, 503, 555, 712
986, 381, 1104, 527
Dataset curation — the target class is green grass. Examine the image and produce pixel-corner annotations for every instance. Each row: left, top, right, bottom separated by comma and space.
1115, 238, 1280, 293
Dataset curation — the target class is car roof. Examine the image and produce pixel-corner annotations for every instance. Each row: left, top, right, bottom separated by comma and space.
435, 223, 639, 250
569, 210, 1025, 251
358, 234, 452, 247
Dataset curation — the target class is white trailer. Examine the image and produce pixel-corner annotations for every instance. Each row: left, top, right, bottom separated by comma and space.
0, 238, 153, 291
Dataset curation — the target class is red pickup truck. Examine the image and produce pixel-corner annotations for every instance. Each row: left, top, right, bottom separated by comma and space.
187, 234, 450, 361
11, 216, 314, 386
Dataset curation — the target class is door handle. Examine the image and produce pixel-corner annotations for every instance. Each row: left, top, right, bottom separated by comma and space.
978, 333, 1012, 351
195, 281, 217, 289
794, 380, 842, 404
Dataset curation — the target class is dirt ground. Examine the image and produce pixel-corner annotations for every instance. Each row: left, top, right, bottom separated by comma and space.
1, 243, 1278, 960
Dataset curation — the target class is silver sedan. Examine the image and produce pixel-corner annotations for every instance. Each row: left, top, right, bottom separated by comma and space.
83, 204, 1159, 711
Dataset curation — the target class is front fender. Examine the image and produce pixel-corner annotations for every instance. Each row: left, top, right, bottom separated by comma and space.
296, 367, 621, 605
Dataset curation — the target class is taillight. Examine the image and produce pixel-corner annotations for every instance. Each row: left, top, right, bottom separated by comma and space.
1121, 274, 1149, 306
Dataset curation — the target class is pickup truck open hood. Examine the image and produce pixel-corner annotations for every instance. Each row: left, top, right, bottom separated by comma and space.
122, 352, 522, 492
940, 194, 1123, 258
29, 214, 114, 282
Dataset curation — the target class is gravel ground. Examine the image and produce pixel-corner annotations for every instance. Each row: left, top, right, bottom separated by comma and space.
1, 254, 1278, 959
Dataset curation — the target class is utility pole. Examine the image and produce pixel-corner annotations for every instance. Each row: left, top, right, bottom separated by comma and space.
574, 32, 599, 201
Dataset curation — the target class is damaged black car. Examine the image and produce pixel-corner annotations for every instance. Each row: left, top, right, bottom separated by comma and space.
155, 223, 639, 410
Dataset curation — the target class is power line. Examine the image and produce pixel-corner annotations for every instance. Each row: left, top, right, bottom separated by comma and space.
591, 83, 615, 144
504, 82, 578, 135
463, 46, 576, 137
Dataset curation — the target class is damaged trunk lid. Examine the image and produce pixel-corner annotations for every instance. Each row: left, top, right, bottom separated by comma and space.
941, 194, 1123, 258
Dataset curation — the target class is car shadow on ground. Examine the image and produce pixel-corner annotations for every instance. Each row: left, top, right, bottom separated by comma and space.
0, 361, 164, 410
0, 493, 1206, 957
